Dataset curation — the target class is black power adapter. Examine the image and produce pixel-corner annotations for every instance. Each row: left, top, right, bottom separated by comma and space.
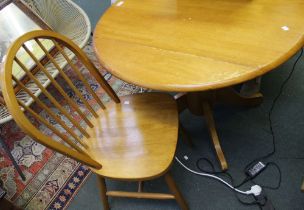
246, 161, 267, 178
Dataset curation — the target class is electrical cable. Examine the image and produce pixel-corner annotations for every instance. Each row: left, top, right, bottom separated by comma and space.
195, 157, 237, 187
195, 156, 280, 208
195, 157, 216, 173
238, 48, 303, 193
175, 48, 303, 208
234, 176, 251, 188
251, 162, 281, 190
244, 48, 303, 171
195, 157, 248, 188
175, 157, 261, 196
195, 157, 261, 207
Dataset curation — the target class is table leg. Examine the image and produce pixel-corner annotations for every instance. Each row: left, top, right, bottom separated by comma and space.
202, 102, 228, 171
0, 137, 26, 181
175, 87, 263, 171
240, 77, 262, 97
215, 87, 263, 107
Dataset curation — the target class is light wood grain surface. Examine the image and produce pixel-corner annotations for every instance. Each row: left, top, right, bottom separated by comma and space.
89, 93, 178, 180
94, 0, 304, 92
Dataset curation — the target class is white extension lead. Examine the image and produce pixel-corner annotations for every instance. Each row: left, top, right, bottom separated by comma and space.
175, 157, 262, 196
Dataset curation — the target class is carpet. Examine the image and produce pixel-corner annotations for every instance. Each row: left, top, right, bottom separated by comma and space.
0, 39, 146, 210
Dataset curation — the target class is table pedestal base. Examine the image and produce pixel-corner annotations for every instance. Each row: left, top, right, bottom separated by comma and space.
175, 87, 263, 171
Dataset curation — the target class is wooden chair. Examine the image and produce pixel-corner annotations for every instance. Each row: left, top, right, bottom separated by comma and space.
0, 30, 188, 210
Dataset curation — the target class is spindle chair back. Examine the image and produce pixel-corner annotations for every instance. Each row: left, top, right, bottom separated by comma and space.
1, 30, 119, 168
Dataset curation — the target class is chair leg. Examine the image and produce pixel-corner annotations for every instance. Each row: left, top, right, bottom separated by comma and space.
164, 173, 188, 210
138, 181, 144, 192
179, 122, 194, 147
98, 176, 110, 210
0, 137, 26, 181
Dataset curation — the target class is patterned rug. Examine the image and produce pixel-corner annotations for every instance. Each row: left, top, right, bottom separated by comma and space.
0, 39, 146, 210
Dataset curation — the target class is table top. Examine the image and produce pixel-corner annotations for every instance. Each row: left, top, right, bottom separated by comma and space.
94, 0, 304, 92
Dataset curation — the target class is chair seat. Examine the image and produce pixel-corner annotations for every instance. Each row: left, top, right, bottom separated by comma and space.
87, 92, 178, 180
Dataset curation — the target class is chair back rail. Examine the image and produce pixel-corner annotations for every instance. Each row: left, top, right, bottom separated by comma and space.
1, 30, 121, 169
